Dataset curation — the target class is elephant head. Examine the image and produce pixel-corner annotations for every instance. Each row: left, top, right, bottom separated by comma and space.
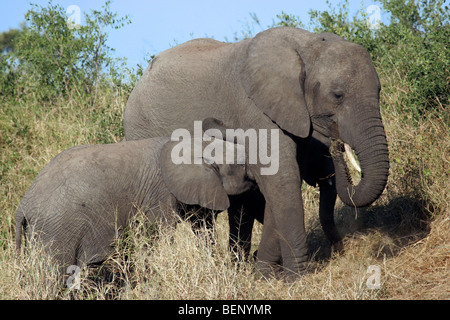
160, 128, 256, 211
241, 27, 389, 208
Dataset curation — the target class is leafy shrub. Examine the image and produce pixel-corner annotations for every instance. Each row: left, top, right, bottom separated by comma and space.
0, 0, 131, 101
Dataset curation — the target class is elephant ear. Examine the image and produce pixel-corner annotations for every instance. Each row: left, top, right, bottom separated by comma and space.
160, 141, 230, 211
241, 29, 311, 138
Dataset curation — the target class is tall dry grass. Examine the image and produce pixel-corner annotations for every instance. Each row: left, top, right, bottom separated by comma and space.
0, 68, 448, 299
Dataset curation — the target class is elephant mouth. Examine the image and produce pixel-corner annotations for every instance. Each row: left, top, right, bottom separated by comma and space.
311, 114, 340, 139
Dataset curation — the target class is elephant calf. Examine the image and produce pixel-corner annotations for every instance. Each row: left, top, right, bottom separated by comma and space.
16, 133, 256, 269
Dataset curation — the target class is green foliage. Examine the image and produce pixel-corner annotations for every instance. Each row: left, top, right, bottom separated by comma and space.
374, 0, 449, 118
307, 1, 378, 52
0, 24, 25, 53
274, 11, 305, 29
0, 0, 131, 101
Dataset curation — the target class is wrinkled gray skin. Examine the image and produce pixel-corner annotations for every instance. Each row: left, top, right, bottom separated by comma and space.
15, 135, 256, 270
123, 27, 390, 277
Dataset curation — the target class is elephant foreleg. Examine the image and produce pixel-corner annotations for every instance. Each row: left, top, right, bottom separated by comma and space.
318, 177, 343, 253
254, 205, 282, 278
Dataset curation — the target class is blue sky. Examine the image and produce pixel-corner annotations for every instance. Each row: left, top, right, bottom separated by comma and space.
0, 0, 384, 67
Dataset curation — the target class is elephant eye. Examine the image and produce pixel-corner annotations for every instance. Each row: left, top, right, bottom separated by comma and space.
333, 92, 344, 102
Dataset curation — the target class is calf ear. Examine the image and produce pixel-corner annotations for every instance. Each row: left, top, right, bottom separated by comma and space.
160, 141, 230, 211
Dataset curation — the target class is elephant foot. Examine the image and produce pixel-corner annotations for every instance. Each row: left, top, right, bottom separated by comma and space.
281, 261, 321, 282
254, 258, 283, 280
331, 240, 344, 256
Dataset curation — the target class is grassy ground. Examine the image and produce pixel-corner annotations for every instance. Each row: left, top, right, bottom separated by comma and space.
0, 71, 448, 299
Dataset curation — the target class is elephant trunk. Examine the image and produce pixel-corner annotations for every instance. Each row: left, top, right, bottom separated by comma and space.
333, 110, 390, 208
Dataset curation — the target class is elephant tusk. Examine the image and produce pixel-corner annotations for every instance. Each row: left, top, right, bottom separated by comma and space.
344, 143, 361, 173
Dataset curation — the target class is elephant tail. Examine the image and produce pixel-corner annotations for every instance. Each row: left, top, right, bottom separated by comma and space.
15, 210, 26, 254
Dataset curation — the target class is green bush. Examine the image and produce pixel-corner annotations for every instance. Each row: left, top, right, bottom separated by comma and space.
0, 0, 131, 101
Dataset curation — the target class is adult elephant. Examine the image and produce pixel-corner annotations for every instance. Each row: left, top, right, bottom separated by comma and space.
123, 27, 390, 277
